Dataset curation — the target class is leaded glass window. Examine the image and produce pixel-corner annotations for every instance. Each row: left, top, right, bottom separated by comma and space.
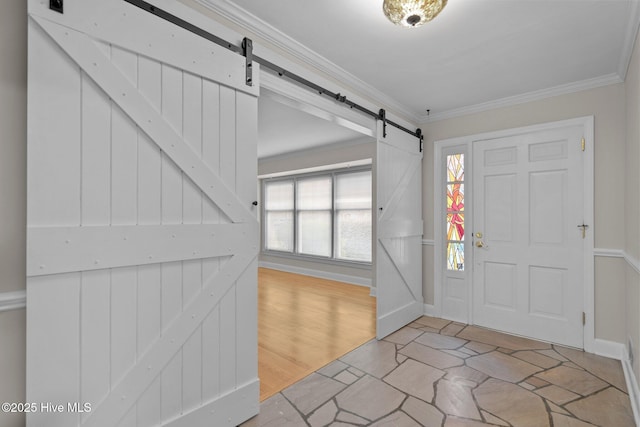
446, 154, 464, 270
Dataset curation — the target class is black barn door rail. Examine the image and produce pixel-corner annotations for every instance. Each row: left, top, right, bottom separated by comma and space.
124, 0, 424, 151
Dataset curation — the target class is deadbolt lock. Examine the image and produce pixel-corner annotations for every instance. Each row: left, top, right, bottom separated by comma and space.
475, 232, 483, 238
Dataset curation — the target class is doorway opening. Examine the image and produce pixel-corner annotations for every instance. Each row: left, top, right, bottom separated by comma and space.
256, 88, 377, 399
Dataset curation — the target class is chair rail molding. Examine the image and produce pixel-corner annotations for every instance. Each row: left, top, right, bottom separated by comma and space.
0, 290, 26, 312
594, 247, 640, 274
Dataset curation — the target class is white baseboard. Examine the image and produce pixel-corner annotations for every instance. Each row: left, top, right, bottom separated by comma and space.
623, 359, 640, 427
259, 261, 372, 288
593, 338, 627, 361
423, 304, 437, 317
369, 287, 377, 297
0, 290, 26, 312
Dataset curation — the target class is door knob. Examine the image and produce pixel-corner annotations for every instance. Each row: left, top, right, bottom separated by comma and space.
476, 240, 486, 248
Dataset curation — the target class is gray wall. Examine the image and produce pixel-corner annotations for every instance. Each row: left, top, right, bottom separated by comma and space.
0, 0, 27, 426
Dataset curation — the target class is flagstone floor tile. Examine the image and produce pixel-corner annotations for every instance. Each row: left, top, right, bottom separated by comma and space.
457, 326, 552, 351
565, 387, 635, 426
339, 339, 398, 378
466, 351, 543, 383
399, 341, 465, 369
281, 372, 346, 415
335, 375, 405, 421
242, 321, 633, 427
535, 365, 609, 396
383, 358, 444, 402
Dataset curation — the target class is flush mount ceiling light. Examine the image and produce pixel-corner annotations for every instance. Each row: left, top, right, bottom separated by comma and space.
382, 0, 448, 28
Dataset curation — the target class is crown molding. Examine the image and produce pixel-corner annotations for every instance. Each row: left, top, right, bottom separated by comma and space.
194, 0, 421, 123
422, 73, 623, 123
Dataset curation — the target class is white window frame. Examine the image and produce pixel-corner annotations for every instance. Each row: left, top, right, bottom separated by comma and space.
261, 165, 373, 267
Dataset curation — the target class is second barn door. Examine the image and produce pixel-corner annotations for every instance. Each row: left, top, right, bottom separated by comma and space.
376, 123, 424, 339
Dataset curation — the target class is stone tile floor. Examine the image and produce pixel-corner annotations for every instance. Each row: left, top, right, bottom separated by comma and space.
241, 316, 636, 427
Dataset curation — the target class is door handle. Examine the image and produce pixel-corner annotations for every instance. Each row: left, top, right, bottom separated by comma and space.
476, 240, 485, 248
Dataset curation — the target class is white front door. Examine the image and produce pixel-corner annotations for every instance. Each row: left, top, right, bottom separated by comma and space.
472, 124, 586, 347
27, 1, 259, 426
376, 123, 424, 339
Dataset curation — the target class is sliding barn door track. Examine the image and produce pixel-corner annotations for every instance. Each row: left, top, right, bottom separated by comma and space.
123, 0, 424, 151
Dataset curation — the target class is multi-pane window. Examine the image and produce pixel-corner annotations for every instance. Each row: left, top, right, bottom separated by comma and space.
335, 171, 372, 262
297, 176, 332, 257
264, 181, 294, 252
446, 154, 464, 271
263, 168, 372, 263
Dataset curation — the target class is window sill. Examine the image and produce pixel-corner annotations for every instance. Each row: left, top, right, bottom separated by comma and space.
260, 250, 372, 270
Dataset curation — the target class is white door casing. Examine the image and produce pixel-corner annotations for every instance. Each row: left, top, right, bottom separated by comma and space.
27, 1, 259, 426
376, 123, 424, 339
472, 124, 586, 348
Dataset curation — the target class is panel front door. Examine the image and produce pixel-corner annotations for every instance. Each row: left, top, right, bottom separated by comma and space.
472, 125, 585, 348
26, 1, 259, 425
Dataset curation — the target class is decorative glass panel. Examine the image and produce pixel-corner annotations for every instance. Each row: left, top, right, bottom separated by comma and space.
447, 213, 465, 241
447, 153, 464, 182
447, 242, 464, 271
447, 183, 464, 212
446, 154, 464, 271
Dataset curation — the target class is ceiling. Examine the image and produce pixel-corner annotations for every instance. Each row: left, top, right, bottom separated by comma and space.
198, 0, 639, 156
258, 92, 365, 159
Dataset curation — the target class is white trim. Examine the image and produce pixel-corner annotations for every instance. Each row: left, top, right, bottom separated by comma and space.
594, 248, 626, 258
592, 338, 627, 361
195, 0, 420, 124
623, 358, 640, 427
258, 138, 374, 174
260, 73, 377, 139
423, 304, 437, 317
422, 239, 435, 246
0, 291, 26, 312
423, 74, 622, 123
593, 248, 640, 274
259, 261, 372, 288
626, 252, 640, 275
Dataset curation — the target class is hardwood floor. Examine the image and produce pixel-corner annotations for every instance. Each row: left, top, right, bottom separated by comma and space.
258, 267, 376, 401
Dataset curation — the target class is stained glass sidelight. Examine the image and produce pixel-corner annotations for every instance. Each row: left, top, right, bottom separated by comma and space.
446, 154, 464, 271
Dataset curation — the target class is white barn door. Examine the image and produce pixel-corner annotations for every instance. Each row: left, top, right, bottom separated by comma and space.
26, 1, 259, 426
376, 123, 424, 339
